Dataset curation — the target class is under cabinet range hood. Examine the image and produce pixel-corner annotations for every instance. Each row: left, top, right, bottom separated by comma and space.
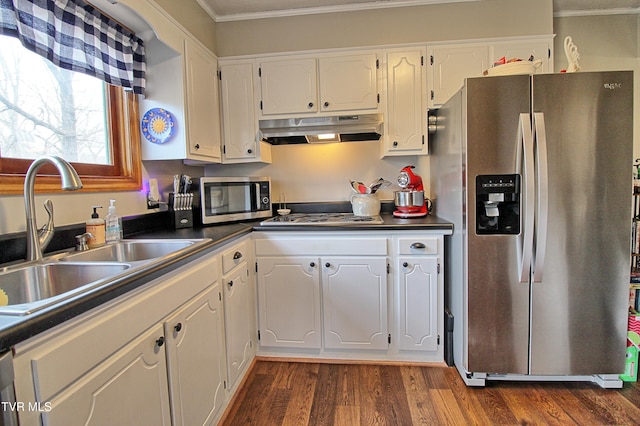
259, 114, 383, 145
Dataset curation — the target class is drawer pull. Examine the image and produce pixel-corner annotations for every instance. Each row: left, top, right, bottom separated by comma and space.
403, 262, 409, 268
233, 251, 243, 260
174, 323, 182, 333
156, 336, 165, 347
310, 262, 316, 267
410, 242, 426, 250
228, 280, 234, 288
325, 262, 331, 268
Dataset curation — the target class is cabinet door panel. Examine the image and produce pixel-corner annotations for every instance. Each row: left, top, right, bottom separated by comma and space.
185, 39, 221, 161
429, 44, 490, 107
165, 286, 226, 426
385, 49, 426, 154
322, 257, 388, 350
260, 58, 317, 115
257, 257, 321, 348
398, 257, 439, 351
220, 62, 258, 160
224, 264, 252, 388
319, 54, 378, 112
44, 325, 171, 426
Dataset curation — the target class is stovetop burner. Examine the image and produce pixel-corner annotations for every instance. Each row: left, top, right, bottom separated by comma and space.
260, 213, 383, 225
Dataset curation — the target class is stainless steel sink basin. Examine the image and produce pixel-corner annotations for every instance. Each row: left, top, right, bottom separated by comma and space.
62, 239, 198, 263
0, 263, 130, 315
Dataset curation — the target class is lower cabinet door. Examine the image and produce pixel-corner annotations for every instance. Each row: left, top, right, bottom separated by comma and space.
257, 257, 322, 349
398, 257, 439, 351
322, 257, 389, 350
43, 324, 171, 426
164, 285, 227, 426
224, 263, 252, 389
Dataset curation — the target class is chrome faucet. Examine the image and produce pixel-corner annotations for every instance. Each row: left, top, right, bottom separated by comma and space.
24, 156, 83, 261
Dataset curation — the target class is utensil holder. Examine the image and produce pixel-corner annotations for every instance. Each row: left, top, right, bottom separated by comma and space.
169, 192, 194, 229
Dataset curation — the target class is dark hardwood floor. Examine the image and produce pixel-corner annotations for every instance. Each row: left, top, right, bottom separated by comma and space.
221, 360, 640, 425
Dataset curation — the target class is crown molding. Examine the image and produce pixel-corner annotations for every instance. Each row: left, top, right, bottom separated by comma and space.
197, 0, 480, 23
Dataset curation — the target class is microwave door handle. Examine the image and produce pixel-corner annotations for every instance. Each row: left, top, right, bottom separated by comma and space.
255, 183, 261, 210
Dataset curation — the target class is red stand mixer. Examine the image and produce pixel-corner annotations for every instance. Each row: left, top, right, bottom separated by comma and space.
393, 165, 431, 218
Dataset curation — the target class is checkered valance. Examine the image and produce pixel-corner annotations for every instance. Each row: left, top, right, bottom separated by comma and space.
0, 0, 145, 95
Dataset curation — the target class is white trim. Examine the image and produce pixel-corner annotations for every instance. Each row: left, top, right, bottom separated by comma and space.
196, 0, 480, 23
554, 7, 640, 18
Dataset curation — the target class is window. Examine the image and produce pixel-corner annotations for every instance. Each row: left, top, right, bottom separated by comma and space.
0, 35, 142, 194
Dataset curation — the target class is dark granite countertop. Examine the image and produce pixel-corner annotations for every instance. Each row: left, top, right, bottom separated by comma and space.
0, 206, 452, 351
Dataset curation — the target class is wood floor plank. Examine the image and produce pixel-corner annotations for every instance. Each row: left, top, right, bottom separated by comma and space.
222, 361, 640, 426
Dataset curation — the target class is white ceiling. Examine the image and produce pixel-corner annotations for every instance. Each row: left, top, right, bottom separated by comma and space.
196, 0, 640, 22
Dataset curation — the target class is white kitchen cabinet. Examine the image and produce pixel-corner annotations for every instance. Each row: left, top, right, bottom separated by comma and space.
428, 43, 490, 108
259, 57, 318, 115
164, 286, 226, 426
258, 52, 380, 117
322, 257, 388, 350
219, 60, 272, 163
221, 238, 256, 389
12, 252, 226, 425
383, 48, 427, 156
318, 53, 379, 112
184, 37, 222, 162
43, 323, 171, 425
395, 236, 442, 354
256, 256, 322, 349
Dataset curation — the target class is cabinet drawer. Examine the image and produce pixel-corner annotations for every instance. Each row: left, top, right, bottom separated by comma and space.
397, 237, 439, 255
222, 240, 249, 274
255, 237, 387, 256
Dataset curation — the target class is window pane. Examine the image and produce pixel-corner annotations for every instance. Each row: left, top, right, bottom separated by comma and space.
0, 35, 110, 165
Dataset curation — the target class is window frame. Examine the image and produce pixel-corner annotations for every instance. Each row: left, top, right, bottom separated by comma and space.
0, 86, 142, 195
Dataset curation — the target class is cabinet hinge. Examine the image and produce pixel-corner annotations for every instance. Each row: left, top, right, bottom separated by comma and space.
218, 70, 221, 80
388, 334, 391, 344
386, 263, 390, 274
548, 48, 551, 59
437, 263, 441, 274
257, 330, 261, 340
437, 335, 441, 345
376, 58, 380, 69
218, 292, 222, 301
255, 262, 258, 273
223, 145, 226, 154
430, 90, 434, 100
258, 67, 262, 77
377, 93, 380, 104
430, 55, 434, 65
224, 380, 227, 390
422, 135, 425, 145
250, 340, 253, 348
260, 100, 263, 110
421, 55, 424, 66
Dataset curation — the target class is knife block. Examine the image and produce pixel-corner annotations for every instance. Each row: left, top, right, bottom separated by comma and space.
169, 192, 194, 229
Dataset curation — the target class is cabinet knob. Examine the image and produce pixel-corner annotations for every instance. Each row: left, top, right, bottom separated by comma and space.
228, 280, 234, 287
156, 336, 165, 347
325, 262, 331, 268
403, 262, 409, 268
323, 101, 329, 108
310, 262, 315, 267
393, 141, 399, 147
194, 144, 200, 150
410, 242, 426, 250
308, 102, 314, 108
174, 323, 182, 333
247, 149, 253, 154
233, 251, 243, 260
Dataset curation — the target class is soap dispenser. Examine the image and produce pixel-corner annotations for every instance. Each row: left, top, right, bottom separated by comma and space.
86, 206, 105, 247
105, 199, 123, 244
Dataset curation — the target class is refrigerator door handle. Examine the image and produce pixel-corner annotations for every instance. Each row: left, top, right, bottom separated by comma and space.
532, 112, 549, 282
516, 113, 535, 283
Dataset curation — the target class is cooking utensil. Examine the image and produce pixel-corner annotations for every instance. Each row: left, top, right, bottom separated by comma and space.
369, 178, 391, 194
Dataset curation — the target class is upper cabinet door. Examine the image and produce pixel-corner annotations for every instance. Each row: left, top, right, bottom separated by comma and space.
184, 39, 222, 162
318, 53, 379, 112
428, 44, 490, 108
259, 58, 318, 115
219, 61, 259, 161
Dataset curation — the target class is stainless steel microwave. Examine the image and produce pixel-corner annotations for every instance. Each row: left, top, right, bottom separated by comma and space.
199, 177, 272, 224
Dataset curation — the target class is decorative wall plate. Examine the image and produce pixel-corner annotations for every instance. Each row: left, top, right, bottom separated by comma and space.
141, 108, 175, 144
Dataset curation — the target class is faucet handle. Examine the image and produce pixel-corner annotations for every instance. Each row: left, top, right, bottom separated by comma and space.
38, 199, 55, 251
75, 233, 93, 251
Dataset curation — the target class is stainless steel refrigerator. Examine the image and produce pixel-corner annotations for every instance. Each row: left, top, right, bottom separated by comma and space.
431, 71, 633, 388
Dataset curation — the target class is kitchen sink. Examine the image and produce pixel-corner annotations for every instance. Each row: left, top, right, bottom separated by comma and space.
0, 262, 130, 315
62, 239, 199, 263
